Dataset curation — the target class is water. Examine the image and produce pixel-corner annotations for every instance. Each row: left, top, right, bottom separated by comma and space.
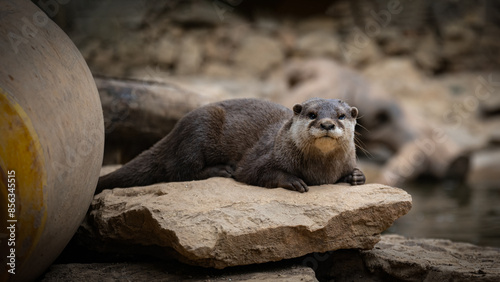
387, 181, 500, 248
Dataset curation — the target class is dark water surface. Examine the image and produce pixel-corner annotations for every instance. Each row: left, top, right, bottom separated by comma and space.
387, 181, 500, 248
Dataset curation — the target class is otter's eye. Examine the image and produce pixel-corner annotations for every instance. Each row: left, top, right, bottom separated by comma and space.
338, 114, 346, 120
308, 113, 317, 120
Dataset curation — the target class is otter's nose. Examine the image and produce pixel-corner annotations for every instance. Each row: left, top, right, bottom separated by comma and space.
320, 122, 335, 131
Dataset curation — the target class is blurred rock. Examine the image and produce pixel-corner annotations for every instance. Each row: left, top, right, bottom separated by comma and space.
176, 35, 204, 75
318, 235, 500, 281
115, 34, 148, 67
362, 235, 500, 281
295, 31, 341, 58
203, 29, 236, 63
441, 24, 476, 59
80, 177, 411, 268
165, 0, 225, 26
67, 0, 499, 78
362, 58, 424, 96
150, 36, 179, 66
78, 39, 101, 62
202, 61, 235, 77
295, 17, 337, 34
254, 14, 282, 34
414, 31, 442, 73
41, 262, 318, 282
377, 28, 415, 55
164, 76, 284, 101
341, 37, 381, 67
483, 117, 500, 144
468, 148, 500, 186
480, 25, 500, 69
91, 47, 119, 76
376, 136, 471, 186
281, 58, 381, 105
479, 88, 500, 116
234, 35, 284, 76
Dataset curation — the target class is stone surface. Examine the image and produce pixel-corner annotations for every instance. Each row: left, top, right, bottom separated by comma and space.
41, 262, 318, 282
468, 148, 500, 185
295, 31, 341, 58
176, 35, 204, 75
234, 35, 284, 75
480, 91, 500, 116
161, 76, 284, 101
313, 235, 500, 282
150, 36, 179, 66
339, 34, 381, 66
414, 32, 442, 72
81, 177, 411, 269
484, 117, 500, 144
46, 235, 500, 281
377, 28, 415, 55
362, 235, 500, 282
69, 0, 500, 77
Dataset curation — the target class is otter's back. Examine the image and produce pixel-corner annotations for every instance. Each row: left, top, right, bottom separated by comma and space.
184, 99, 292, 165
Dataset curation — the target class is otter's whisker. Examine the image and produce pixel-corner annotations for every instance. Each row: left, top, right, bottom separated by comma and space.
355, 123, 370, 133
354, 136, 372, 159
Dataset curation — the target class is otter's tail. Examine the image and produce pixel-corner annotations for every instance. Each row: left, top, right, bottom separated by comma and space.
94, 148, 163, 195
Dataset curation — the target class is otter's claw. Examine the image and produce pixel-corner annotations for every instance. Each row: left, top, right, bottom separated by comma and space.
343, 168, 366, 185
278, 176, 309, 193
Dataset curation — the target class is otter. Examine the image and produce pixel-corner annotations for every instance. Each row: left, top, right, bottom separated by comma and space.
95, 98, 365, 194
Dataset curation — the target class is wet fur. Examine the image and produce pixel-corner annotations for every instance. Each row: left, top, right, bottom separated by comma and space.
96, 98, 364, 194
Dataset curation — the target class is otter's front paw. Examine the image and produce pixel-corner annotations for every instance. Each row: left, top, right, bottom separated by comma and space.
277, 176, 309, 193
344, 168, 365, 185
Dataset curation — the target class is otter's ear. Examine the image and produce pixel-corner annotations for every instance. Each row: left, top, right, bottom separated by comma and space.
293, 104, 303, 115
350, 107, 359, 119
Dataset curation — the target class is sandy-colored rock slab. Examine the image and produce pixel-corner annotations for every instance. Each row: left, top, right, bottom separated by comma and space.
362, 235, 500, 281
41, 262, 318, 282
83, 178, 411, 268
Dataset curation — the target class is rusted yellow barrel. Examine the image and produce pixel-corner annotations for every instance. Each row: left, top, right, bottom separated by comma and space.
0, 1, 104, 281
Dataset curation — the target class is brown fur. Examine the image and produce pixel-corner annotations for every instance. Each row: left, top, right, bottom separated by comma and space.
95, 98, 365, 194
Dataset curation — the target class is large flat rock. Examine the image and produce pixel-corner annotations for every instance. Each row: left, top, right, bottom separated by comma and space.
82, 178, 411, 268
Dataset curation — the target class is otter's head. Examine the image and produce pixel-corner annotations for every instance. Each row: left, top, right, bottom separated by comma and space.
291, 98, 358, 154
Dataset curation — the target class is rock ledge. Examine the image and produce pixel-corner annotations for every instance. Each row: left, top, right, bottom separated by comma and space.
82, 178, 411, 268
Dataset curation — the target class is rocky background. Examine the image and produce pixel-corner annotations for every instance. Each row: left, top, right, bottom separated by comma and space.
57, 0, 500, 181
64, 0, 500, 76
34, 0, 500, 280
